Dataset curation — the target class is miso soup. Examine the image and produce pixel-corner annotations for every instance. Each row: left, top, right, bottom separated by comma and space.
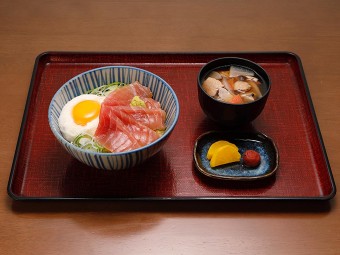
202, 65, 266, 104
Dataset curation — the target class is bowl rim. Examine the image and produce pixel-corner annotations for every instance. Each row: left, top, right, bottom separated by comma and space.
197, 57, 271, 106
48, 65, 180, 156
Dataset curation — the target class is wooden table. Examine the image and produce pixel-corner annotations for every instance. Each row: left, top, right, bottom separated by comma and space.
1, 0, 339, 254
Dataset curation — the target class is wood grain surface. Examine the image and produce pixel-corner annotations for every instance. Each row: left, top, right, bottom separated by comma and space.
1, 0, 339, 254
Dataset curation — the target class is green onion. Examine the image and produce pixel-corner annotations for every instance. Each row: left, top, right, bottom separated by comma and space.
72, 134, 110, 153
86, 82, 126, 96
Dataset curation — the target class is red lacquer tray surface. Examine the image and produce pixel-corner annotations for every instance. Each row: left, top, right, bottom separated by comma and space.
8, 52, 336, 200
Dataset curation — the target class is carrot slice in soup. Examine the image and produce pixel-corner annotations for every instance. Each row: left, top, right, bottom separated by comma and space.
229, 95, 243, 104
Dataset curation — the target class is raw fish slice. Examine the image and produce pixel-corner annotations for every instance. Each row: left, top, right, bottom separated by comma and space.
103, 81, 152, 106
94, 81, 165, 152
129, 81, 153, 97
143, 97, 162, 109
94, 105, 159, 152
114, 106, 166, 130
110, 108, 160, 146
94, 106, 142, 152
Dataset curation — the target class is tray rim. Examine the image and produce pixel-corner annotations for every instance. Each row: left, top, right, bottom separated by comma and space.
7, 51, 336, 201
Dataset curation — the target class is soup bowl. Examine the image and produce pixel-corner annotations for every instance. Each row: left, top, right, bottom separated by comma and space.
48, 66, 179, 170
197, 57, 271, 126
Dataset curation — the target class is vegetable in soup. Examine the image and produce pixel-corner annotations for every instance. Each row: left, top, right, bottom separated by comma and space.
202, 65, 264, 104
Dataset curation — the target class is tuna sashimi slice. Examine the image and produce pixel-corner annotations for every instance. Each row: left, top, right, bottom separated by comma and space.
94, 105, 160, 152
94, 107, 142, 152
143, 97, 162, 109
103, 81, 153, 106
114, 106, 166, 130
110, 108, 160, 146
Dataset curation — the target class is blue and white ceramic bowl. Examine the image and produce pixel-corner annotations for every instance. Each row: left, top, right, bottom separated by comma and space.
48, 66, 179, 170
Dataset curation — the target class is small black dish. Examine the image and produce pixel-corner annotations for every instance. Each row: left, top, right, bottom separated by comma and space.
197, 57, 271, 126
194, 131, 279, 181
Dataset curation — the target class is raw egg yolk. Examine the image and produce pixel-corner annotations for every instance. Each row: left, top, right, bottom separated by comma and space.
72, 100, 101, 126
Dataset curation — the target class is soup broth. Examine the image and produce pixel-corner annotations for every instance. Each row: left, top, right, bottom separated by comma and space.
202, 65, 266, 104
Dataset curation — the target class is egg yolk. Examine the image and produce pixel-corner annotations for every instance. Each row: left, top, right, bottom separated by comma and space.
72, 100, 101, 126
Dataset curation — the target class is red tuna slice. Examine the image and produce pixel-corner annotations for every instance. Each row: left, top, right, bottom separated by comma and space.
95, 105, 160, 152
114, 106, 166, 130
143, 97, 162, 109
103, 81, 153, 106
94, 106, 142, 152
